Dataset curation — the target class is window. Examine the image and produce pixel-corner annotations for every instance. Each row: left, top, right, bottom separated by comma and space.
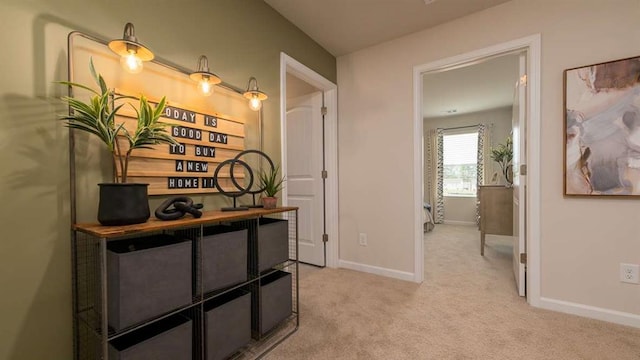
443, 131, 478, 197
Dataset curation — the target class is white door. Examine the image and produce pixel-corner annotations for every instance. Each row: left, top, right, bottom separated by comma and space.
512, 53, 527, 297
286, 92, 325, 266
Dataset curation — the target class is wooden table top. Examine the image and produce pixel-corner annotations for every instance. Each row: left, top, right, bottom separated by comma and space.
74, 206, 298, 238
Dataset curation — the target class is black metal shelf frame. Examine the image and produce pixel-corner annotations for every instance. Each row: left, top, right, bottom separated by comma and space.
71, 209, 299, 360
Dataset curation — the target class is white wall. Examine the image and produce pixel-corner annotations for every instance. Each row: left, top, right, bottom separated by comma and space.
425, 107, 513, 224
337, 0, 640, 322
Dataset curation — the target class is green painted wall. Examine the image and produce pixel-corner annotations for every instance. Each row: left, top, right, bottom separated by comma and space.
0, 1, 335, 359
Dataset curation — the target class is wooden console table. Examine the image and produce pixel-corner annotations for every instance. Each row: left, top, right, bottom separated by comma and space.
478, 186, 513, 255
72, 207, 299, 360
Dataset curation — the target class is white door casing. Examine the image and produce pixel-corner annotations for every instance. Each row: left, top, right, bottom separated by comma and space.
512, 52, 527, 297
286, 93, 325, 266
280, 52, 339, 268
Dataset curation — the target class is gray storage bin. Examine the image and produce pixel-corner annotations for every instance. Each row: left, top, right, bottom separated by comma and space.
107, 234, 192, 331
202, 226, 248, 293
260, 271, 292, 334
258, 218, 289, 272
205, 290, 252, 360
109, 315, 192, 360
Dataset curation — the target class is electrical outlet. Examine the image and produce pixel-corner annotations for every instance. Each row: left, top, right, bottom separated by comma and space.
620, 263, 640, 284
358, 233, 367, 246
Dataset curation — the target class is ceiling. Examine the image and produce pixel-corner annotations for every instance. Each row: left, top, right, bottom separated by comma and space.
266, 0, 517, 118
264, 0, 511, 56
423, 53, 520, 119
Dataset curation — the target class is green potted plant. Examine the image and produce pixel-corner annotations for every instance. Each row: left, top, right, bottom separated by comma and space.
490, 136, 513, 186
258, 164, 285, 209
59, 59, 177, 225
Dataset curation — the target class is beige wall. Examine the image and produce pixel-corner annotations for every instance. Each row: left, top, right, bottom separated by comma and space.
425, 107, 513, 224
442, 197, 476, 224
338, 0, 640, 319
0, 1, 335, 358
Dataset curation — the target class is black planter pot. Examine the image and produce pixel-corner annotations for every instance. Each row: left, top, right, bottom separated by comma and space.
98, 183, 150, 226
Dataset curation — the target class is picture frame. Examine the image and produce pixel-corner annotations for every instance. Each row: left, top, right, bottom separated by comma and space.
564, 55, 640, 196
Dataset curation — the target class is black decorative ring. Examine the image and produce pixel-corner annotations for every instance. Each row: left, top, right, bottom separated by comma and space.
213, 158, 254, 198
229, 150, 275, 195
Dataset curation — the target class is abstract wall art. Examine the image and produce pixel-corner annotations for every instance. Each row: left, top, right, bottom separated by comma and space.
564, 55, 640, 196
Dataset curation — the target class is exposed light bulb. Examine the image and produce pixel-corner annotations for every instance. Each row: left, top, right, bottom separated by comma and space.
189, 56, 220, 97
199, 78, 214, 96
249, 96, 262, 111
243, 77, 267, 110
120, 51, 143, 74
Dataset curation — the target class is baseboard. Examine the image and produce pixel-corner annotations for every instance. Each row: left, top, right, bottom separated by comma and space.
338, 260, 415, 282
539, 297, 640, 328
442, 220, 476, 226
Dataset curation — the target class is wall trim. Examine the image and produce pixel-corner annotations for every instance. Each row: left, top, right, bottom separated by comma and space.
280, 52, 339, 268
339, 260, 415, 282
442, 220, 476, 226
539, 297, 640, 329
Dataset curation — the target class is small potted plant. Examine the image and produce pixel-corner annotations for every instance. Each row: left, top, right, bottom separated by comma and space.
258, 164, 285, 209
490, 136, 513, 186
59, 59, 177, 225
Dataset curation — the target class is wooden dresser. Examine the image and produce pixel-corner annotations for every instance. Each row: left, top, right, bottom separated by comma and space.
478, 185, 513, 255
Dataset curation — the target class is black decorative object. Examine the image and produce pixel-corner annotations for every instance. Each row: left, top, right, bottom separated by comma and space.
155, 196, 203, 220
230, 150, 275, 208
213, 159, 254, 211
98, 183, 151, 226
211, 149, 277, 211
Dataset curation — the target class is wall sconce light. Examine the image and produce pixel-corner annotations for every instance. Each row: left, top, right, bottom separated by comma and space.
108, 22, 154, 74
189, 55, 221, 97
243, 77, 268, 111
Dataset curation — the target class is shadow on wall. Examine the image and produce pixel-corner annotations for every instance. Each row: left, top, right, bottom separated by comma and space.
0, 13, 89, 358
0, 92, 73, 359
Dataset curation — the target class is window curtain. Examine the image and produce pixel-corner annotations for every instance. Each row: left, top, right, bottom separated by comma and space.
425, 128, 444, 223
476, 124, 489, 226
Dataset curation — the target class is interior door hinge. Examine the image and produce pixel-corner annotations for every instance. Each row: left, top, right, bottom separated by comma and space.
520, 164, 527, 176
321, 170, 328, 179
520, 74, 527, 86
321, 106, 327, 116
520, 253, 527, 264
322, 234, 328, 243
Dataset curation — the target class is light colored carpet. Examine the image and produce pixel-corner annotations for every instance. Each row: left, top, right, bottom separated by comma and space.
266, 224, 640, 359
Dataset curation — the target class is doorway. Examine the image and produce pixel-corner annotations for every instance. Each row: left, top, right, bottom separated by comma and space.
422, 52, 522, 292
413, 35, 541, 306
280, 53, 339, 268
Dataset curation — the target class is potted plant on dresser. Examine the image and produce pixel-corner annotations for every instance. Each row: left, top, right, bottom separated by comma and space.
490, 136, 513, 186
59, 59, 177, 225
258, 164, 285, 209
